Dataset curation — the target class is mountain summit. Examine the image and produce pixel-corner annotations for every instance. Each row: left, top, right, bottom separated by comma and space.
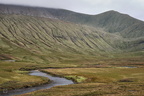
0, 4, 144, 63
1, 4, 143, 38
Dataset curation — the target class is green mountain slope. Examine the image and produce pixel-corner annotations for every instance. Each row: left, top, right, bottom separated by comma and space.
0, 14, 124, 62
44, 10, 144, 38
0, 4, 144, 39
0, 4, 144, 63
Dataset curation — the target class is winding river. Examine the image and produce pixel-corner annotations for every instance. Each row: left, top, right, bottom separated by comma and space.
0, 70, 74, 96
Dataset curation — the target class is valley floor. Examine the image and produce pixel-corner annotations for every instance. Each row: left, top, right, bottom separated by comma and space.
0, 62, 50, 93
19, 67, 144, 96
0, 54, 144, 96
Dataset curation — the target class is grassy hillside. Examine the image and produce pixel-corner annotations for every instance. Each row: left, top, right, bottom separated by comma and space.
0, 4, 144, 39
0, 4, 144, 95
0, 14, 144, 63
51, 10, 144, 38
0, 14, 124, 63
0, 4, 144, 63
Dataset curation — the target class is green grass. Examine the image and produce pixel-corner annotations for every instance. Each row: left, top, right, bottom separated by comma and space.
1, 52, 143, 95
65, 75, 86, 83
42, 68, 144, 83
0, 61, 50, 92
0, 14, 144, 65
0, 6, 144, 96
19, 67, 144, 96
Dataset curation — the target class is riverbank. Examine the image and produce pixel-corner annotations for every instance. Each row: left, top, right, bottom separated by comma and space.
0, 62, 51, 95
0, 59, 144, 96
19, 67, 144, 96
40, 69, 86, 83
0, 70, 74, 96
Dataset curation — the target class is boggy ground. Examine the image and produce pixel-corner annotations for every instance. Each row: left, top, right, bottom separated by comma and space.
0, 53, 144, 96
19, 67, 144, 96
0, 61, 50, 93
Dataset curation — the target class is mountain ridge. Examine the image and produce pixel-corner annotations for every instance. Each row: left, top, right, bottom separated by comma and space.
1, 4, 144, 38
0, 4, 144, 63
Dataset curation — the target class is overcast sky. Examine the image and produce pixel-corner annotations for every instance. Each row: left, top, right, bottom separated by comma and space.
0, 0, 143, 21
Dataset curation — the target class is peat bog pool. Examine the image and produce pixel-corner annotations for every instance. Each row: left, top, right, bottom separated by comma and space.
121, 66, 137, 68
0, 70, 74, 96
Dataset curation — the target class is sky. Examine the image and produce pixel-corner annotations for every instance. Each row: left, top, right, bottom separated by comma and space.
0, 0, 143, 21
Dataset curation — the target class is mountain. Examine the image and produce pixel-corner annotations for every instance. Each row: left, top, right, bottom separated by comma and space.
1, 4, 144, 38
0, 4, 144, 63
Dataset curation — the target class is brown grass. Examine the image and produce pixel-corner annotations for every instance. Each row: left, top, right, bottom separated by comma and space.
18, 67, 144, 96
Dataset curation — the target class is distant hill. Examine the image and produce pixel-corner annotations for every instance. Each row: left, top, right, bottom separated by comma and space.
0, 4, 144, 63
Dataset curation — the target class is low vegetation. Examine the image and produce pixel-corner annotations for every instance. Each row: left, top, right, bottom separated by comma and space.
42, 67, 144, 83
0, 52, 144, 95
0, 4, 144, 96
0, 61, 50, 93
19, 67, 144, 96
0, 51, 144, 95
19, 83, 144, 96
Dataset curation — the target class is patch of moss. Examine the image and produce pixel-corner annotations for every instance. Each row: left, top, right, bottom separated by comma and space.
65, 75, 87, 83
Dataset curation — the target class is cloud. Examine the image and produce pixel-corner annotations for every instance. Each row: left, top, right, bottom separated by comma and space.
0, 0, 143, 21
